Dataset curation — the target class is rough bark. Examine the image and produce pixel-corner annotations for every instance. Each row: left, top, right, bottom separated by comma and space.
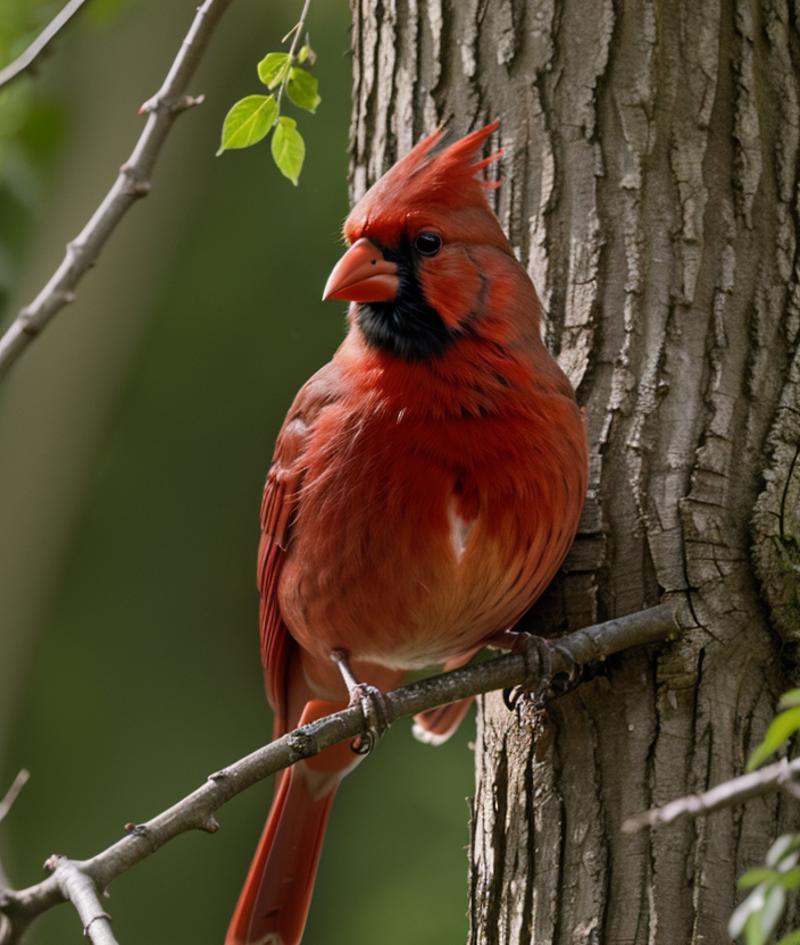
349, 1, 800, 943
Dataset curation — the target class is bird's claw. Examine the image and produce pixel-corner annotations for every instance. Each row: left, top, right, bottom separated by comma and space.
348, 682, 391, 755
329, 648, 391, 754
503, 633, 580, 711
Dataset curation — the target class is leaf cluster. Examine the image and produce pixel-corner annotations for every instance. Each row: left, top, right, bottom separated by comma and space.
731, 691, 800, 945
217, 43, 319, 185
730, 835, 800, 945
748, 690, 800, 772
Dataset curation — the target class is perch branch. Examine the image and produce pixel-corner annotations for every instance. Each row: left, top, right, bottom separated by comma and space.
0, 0, 235, 381
0, 604, 674, 944
623, 754, 800, 832
0, 0, 89, 91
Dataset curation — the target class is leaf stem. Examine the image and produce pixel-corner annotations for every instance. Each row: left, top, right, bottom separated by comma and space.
281, 22, 301, 44
275, 0, 312, 112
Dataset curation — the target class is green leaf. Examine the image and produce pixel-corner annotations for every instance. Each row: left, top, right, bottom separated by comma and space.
777, 867, 800, 891
760, 884, 788, 941
271, 116, 305, 185
730, 888, 766, 939
747, 707, 800, 771
258, 52, 292, 89
744, 910, 767, 945
286, 67, 321, 113
780, 689, 800, 710
737, 885, 787, 945
216, 95, 278, 155
768, 836, 800, 868
775, 930, 800, 945
738, 868, 778, 890
298, 44, 316, 65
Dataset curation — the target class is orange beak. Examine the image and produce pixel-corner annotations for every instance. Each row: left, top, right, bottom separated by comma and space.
322, 238, 399, 303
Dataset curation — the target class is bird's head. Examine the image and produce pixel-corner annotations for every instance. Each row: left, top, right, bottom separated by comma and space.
323, 122, 522, 361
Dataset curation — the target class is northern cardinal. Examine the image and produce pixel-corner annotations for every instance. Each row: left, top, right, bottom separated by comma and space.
225, 122, 587, 945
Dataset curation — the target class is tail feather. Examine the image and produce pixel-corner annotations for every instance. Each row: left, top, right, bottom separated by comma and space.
225, 766, 337, 945
226, 689, 359, 945
412, 696, 474, 745
412, 651, 477, 746
226, 650, 402, 944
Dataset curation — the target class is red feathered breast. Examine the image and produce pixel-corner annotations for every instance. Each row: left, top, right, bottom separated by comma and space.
277, 387, 586, 672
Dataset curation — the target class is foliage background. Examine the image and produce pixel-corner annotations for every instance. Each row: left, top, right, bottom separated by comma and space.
0, 2, 473, 943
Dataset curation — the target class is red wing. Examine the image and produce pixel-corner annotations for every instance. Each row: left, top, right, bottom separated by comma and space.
257, 363, 342, 733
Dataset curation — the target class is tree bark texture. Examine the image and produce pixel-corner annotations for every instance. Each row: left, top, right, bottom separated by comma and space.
348, 2, 800, 943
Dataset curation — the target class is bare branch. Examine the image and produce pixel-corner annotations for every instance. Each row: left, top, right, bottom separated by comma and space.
0, 604, 675, 943
0, 771, 30, 894
0, 0, 236, 381
0, 773, 29, 828
0, 0, 89, 91
47, 858, 119, 945
623, 755, 800, 833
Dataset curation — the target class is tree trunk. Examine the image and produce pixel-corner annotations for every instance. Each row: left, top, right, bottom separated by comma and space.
350, 1, 800, 942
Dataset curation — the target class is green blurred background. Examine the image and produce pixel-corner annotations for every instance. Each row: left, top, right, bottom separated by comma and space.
0, 2, 474, 943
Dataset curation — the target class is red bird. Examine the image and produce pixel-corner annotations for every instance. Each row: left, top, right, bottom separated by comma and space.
225, 122, 587, 945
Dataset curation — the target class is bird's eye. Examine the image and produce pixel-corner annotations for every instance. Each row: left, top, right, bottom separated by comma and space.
414, 232, 442, 256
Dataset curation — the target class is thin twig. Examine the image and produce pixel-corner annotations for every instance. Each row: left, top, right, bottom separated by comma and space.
0, 771, 30, 892
275, 0, 312, 111
0, 604, 675, 944
0, 0, 236, 381
0, 0, 89, 91
623, 755, 800, 833
0, 773, 29, 828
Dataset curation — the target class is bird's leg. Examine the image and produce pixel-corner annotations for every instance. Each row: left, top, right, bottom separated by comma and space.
329, 649, 392, 755
488, 630, 581, 711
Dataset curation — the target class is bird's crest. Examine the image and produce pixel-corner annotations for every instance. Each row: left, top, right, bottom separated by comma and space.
384, 120, 503, 195
346, 121, 503, 239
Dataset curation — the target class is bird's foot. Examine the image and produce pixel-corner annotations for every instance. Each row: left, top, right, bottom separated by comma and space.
502, 633, 581, 711
330, 649, 391, 755
347, 682, 392, 755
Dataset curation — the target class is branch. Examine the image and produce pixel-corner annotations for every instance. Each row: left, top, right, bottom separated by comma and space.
623, 755, 800, 833
0, 0, 89, 91
0, 604, 675, 943
0, 771, 30, 893
0, 0, 236, 381
275, 0, 312, 111
0, 773, 29, 829
47, 858, 119, 945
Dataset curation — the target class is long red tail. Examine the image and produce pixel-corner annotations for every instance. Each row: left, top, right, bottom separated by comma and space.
225, 698, 357, 945
225, 767, 337, 945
